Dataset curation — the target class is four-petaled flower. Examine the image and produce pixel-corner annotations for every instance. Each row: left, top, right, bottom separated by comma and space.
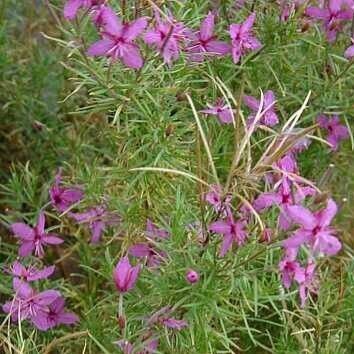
71, 205, 121, 244
144, 11, 190, 65
229, 13, 262, 64
87, 11, 148, 69
283, 199, 342, 256
200, 98, 233, 124
11, 212, 63, 258
243, 90, 279, 127
209, 213, 248, 257
2, 278, 61, 323
49, 169, 83, 212
129, 219, 169, 267
31, 296, 79, 331
317, 114, 349, 151
294, 262, 318, 307
254, 178, 315, 230
187, 12, 230, 62
8, 261, 55, 282
306, 0, 353, 42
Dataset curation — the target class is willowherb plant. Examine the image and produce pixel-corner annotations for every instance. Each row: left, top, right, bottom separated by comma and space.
1, 0, 353, 352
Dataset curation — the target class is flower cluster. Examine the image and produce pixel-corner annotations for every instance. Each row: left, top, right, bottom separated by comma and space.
64, 1, 263, 68
204, 103, 348, 306
3, 169, 120, 331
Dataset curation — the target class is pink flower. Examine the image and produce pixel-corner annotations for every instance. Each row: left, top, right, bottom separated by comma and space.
294, 262, 318, 307
186, 269, 199, 284
278, 0, 305, 22
11, 212, 63, 258
8, 261, 55, 282
306, 0, 353, 42
229, 13, 262, 64
209, 213, 248, 257
283, 199, 342, 256
147, 306, 188, 330
2, 278, 61, 324
145, 219, 170, 239
87, 11, 148, 69
144, 11, 190, 65
317, 114, 349, 151
116, 337, 158, 354
63, 0, 104, 20
253, 178, 315, 230
344, 38, 354, 59
204, 184, 232, 215
113, 257, 140, 293
243, 90, 279, 127
49, 169, 83, 212
31, 296, 79, 331
278, 248, 303, 289
187, 12, 230, 62
71, 205, 120, 244
200, 98, 233, 124
129, 219, 169, 267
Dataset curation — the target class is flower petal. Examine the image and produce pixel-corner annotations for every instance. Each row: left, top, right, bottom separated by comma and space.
11, 223, 34, 240
200, 12, 215, 41
121, 44, 144, 69
123, 17, 148, 42
87, 39, 114, 57
63, 0, 82, 20
285, 205, 316, 229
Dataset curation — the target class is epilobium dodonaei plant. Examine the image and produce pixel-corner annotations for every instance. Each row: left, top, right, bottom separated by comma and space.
1, 0, 353, 352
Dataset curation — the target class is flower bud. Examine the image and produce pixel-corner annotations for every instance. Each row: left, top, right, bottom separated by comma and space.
186, 269, 199, 284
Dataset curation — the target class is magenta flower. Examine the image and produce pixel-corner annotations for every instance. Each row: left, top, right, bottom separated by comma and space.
200, 98, 233, 124
209, 213, 248, 257
144, 12, 190, 65
87, 11, 148, 69
71, 205, 120, 244
278, 0, 305, 22
90, 4, 115, 28
283, 199, 341, 256
50, 170, 83, 212
148, 306, 188, 330
63, 0, 104, 20
253, 178, 315, 230
306, 0, 353, 42
278, 248, 303, 289
229, 13, 262, 64
113, 256, 140, 293
294, 262, 318, 307
129, 219, 169, 267
186, 269, 199, 284
129, 243, 167, 268
8, 261, 55, 282
31, 296, 79, 331
187, 12, 230, 62
11, 212, 63, 258
3, 278, 60, 323
204, 184, 232, 215
344, 38, 354, 59
317, 114, 349, 151
116, 337, 158, 354
145, 219, 170, 239
243, 90, 279, 127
